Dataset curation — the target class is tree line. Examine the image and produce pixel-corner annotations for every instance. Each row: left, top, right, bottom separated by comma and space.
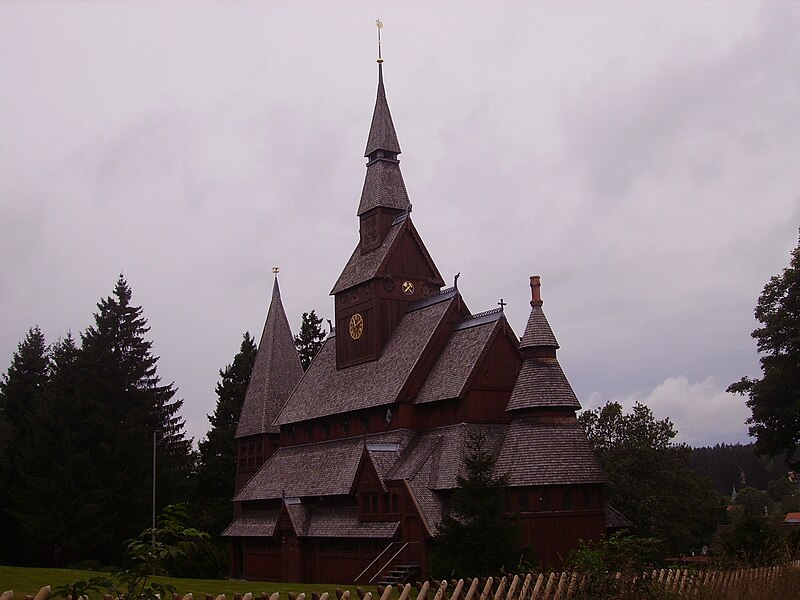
0, 275, 327, 573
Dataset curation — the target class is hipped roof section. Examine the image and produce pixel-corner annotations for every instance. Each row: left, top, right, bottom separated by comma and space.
235, 278, 303, 438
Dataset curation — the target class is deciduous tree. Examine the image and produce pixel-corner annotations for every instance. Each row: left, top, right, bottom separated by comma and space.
579, 401, 724, 556
728, 232, 800, 469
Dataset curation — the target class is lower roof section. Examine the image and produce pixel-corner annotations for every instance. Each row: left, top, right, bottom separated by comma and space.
234, 430, 415, 502
221, 505, 399, 540
495, 418, 608, 486
222, 510, 279, 537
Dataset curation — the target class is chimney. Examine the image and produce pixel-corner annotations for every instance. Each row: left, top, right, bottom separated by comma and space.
530, 276, 543, 307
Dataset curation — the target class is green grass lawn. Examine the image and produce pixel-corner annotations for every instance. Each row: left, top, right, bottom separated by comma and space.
0, 566, 361, 600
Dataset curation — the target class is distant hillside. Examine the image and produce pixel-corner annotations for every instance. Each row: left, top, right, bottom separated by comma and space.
691, 442, 789, 495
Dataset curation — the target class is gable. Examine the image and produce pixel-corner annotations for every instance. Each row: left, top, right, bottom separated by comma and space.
330, 217, 444, 295
352, 447, 386, 492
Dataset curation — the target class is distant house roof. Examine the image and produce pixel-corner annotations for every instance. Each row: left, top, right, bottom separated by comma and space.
273, 290, 457, 425
235, 278, 303, 438
506, 357, 582, 411
785, 512, 800, 522
495, 419, 608, 486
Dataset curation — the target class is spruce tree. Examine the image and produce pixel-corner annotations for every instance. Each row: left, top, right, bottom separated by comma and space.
11, 334, 81, 565
294, 310, 327, 371
430, 432, 520, 577
0, 326, 49, 564
193, 332, 257, 536
77, 275, 191, 563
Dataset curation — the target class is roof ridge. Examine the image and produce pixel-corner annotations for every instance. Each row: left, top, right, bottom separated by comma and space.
407, 286, 456, 312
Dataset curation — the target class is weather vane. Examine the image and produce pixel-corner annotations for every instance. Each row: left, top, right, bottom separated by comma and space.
376, 18, 383, 64
272, 266, 280, 274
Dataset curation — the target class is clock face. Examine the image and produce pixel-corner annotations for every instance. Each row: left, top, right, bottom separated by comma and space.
402, 280, 414, 295
349, 313, 364, 340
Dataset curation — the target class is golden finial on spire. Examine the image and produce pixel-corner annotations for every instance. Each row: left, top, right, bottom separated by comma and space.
272, 266, 280, 274
376, 18, 384, 64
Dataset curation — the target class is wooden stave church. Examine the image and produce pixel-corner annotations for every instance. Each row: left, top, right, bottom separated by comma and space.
223, 63, 609, 583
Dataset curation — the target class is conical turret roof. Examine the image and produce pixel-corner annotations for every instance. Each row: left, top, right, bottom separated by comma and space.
235, 277, 303, 438
519, 276, 559, 349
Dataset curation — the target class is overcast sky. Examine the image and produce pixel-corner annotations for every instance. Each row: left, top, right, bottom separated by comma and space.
2, 1, 798, 449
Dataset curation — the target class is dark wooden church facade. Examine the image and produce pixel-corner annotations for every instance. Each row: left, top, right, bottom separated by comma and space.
222, 64, 609, 583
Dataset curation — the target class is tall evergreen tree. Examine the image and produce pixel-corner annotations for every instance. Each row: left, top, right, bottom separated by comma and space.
294, 310, 326, 371
76, 275, 192, 563
193, 332, 257, 536
430, 432, 520, 577
729, 232, 800, 469
0, 326, 49, 564
11, 334, 81, 565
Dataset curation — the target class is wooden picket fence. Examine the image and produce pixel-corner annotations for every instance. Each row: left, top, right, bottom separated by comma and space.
6, 560, 800, 600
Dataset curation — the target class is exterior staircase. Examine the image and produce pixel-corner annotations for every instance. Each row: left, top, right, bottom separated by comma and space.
376, 563, 421, 586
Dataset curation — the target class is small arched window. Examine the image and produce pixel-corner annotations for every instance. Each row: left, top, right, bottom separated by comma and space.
563, 491, 573, 510
519, 494, 530, 512
540, 492, 552, 511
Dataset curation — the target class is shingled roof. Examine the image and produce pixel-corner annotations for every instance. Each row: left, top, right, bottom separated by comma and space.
414, 310, 507, 404
273, 290, 457, 424
235, 278, 303, 438
387, 423, 508, 490
494, 419, 608, 486
357, 159, 411, 216
234, 430, 415, 502
305, 506, 400, 538
506, 357, 581, 411
330, 217, 444, 294
221, 509, 279, 537
364, 64, 401, 157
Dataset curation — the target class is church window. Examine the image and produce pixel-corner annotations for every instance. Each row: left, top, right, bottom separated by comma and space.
540, 492, 552, 511
391, 493, 399, 513
361, 414, 371, 430
563, 491, 573, 510
342, 419, 350, 433
288, 426, 295, 441
583, 489, 592, 509
304, 424, 313, 439
370, 494, 379, 514
383, 493, 390, 512
519, 493, 530, 512
322, 421, 331, 437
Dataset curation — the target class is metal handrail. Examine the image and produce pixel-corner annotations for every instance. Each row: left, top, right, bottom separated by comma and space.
368, 542, 409, 584
356, 542, 398, 583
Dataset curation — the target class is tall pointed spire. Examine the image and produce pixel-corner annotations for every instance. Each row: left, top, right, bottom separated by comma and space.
235, 271, 303, 438
365, 64, 402, 158
358, 57, 410, 216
